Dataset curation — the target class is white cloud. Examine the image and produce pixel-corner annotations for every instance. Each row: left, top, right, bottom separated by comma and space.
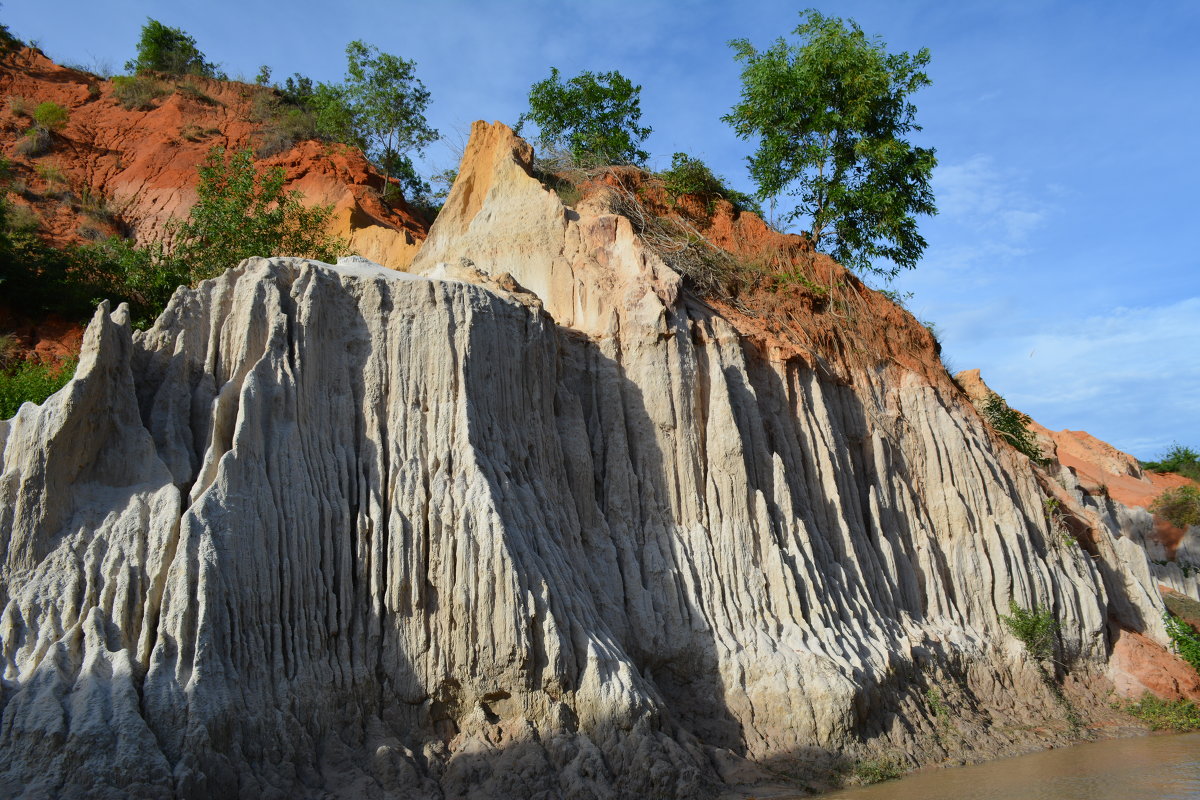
933, 155, 1051, 240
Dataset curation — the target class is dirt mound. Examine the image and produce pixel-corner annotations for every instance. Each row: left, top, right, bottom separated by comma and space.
0, 47, 426, 268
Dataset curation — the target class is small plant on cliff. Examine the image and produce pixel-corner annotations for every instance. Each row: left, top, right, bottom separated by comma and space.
724, 10, 937, 279
125, 18, 218, 77
1151, 485, 1200, 530
1120, 693, 1200, 732
0, 15, 22, 56
1164, 612, 1200, 674
1001, 601, 1058, 662
1043, 496, 1075, 548
981, 391, 1045, 464
13, 102, 67, 157
517, 67, 652, 167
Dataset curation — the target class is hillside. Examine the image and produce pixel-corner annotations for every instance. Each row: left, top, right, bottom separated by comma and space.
1, 119, 1198, 798
0, 47, 426, 265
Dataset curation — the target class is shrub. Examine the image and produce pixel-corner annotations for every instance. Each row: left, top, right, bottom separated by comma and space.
1142, 444, 1200, 482
0, 19, 22, 56
7, 95, 29, 117
1151, 485, 1200, 529
1164, 612, 1200, 674
34, 162, 67, 186
112, 75, 170, 110
14, 126, 52, 157
1001, 601, 1058, 661
852, 756, 904, 785
0, 357, 77, 419
1121, 694, 1200, 732
981, 391, 1045, 463
32, 101, 68, 131
657, 152, 763, 217
661, 153, 725, 205
4, 202, 40, 232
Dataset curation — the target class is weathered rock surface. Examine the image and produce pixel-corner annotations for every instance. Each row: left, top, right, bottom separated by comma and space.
0, 122, 1181, 798
956, 368, 1200, 599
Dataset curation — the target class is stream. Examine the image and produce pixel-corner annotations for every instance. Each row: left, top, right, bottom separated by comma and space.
820, 732, 1200, 799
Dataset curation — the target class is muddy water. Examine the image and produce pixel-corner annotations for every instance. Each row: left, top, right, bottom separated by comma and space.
822, 733, 1200, 800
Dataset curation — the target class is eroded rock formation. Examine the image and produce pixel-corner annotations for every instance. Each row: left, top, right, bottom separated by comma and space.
0, 122, 1186, 798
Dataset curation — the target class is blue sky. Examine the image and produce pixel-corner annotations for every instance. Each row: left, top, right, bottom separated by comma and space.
5, 0, 1197, 459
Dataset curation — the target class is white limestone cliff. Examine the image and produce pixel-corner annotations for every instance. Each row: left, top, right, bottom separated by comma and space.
0, 122, 1178, 799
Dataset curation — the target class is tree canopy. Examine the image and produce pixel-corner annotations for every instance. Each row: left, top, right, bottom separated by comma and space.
517, 68, 651, 167
340, 41, 439, 200
125, 18, 218, 77
724, 10, 937, 278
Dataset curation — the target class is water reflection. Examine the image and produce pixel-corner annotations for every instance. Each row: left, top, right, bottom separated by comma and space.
820, 733, 1200, 800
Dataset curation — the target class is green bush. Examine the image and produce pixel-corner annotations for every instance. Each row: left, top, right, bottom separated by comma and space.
32, 101, 68, 131
1164, 612, 1200, 674
125, 18, 218, 77
852, 756, 904, 785
981, 391, 1045, 464
1001, 601, 1059, 661
1121, 694, 1200, 732
0, 357, 77, 419
1151, 485, 1200, 529
658, 152, 762, 217
112, 75, 171, 110
1142, 444, 1200, 482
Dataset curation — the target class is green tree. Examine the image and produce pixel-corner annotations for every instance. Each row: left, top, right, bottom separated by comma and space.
125, 18, 217, 77
170, 146, 346, 282
724, 10, 937, 278
339, 41, 438, 201
517, 67, 652, 166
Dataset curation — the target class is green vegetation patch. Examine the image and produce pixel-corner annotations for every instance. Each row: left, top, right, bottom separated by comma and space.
1142, 444, 1200, 482
852, 756, 905, 785
1001, 601, 1059, 661
112, 75, 171, 111
981, 391, 1046, 464
0, 357, 77, 419
1164, 612, 1200, 675
658, 152, 761, 217
1152, 485, 1200, 530
1121, 694, 1200, 732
